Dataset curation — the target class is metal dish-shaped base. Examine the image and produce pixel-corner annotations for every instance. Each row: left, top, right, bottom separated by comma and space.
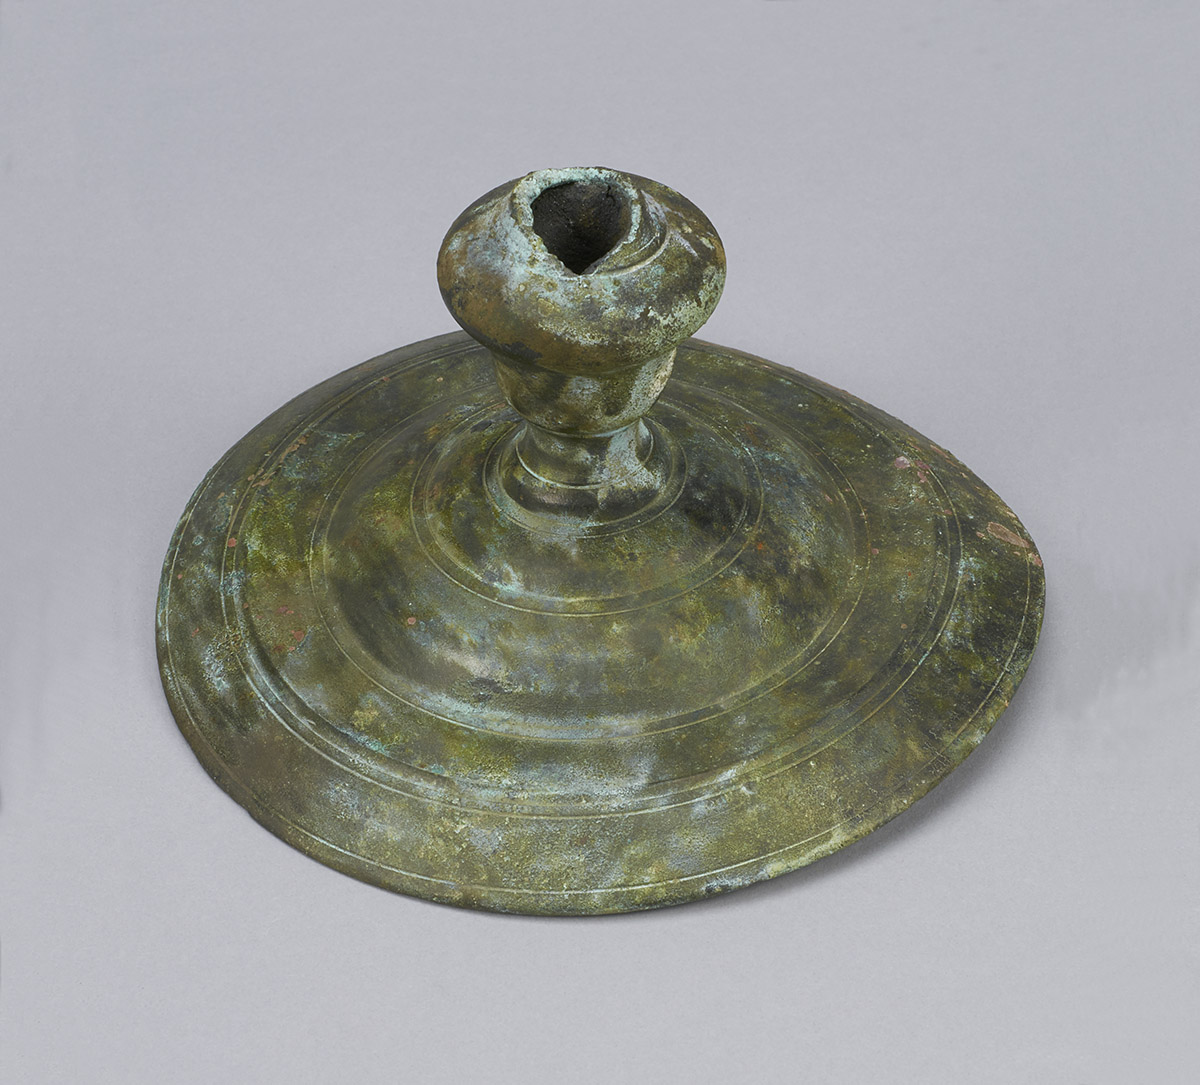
157, 332, 1043, 914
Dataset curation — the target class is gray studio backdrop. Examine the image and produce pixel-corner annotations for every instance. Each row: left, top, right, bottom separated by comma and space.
3, 2, 1197, 1082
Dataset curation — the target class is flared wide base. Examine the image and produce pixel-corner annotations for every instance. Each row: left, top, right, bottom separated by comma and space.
157, 332, 1043, 914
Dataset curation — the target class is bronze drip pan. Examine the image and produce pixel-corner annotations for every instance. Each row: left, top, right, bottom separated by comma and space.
157, 167, 1044, 914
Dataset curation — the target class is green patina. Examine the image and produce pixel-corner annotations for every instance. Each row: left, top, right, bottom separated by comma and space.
157, 168, 1044, 914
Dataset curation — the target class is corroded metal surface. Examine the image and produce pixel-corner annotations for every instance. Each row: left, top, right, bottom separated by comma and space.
157, 167, 1044, 914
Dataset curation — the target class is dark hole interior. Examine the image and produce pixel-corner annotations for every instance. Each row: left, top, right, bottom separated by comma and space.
530, 182, 630, 274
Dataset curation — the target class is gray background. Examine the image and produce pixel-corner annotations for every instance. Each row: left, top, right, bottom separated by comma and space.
3, 2, 1197, 1081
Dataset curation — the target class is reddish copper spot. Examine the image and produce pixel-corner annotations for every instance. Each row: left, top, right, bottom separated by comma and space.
1031, 553, 1044, 568
870, 547, 879, 555
893, 455, 931, 482
292, 629, 305, 642
227, 537, 237, 547
406, 616, 417, 626
177, 573, 183, 580
987, 521, 1029, 549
